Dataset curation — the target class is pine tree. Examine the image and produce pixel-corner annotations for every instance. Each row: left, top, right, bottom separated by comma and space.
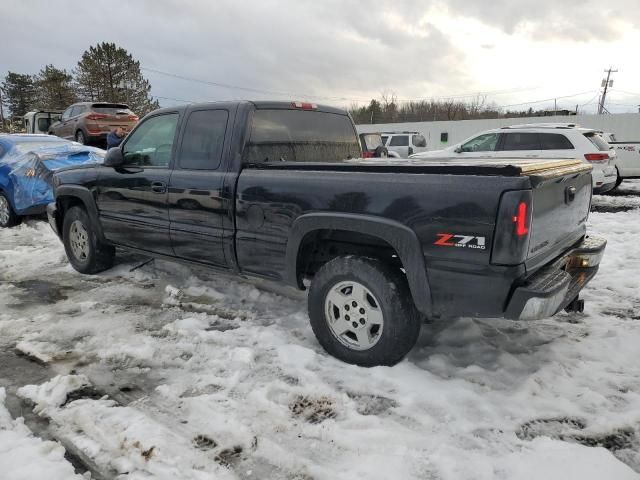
1, 72, 36, 118
74, 42, 160, 115
34, 65, 77, 110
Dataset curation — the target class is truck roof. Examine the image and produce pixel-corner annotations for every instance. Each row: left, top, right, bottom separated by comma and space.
149, 101, 349, 116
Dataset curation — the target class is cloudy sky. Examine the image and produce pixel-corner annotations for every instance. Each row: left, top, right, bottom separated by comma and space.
2, 0, 640, 113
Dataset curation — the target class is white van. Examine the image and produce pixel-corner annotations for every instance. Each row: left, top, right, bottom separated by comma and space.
23, 110, 63, 135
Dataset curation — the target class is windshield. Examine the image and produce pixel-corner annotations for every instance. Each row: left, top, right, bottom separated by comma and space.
92, 104, 133, 115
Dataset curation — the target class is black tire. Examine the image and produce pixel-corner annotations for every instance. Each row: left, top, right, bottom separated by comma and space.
308, 256, 421, 367
62, 206, 114, 274
614, 168, 623, 189
0, 192, 21, 228
75, 130, 86, 145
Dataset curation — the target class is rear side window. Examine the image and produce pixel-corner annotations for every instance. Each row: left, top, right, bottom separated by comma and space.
584, 132, 610, 151
501, 133, 540, 151
389, 135, 409, 147
412, 134, 426, 147
178, 109, 228, 170
539, 133, 574, 150
243, 109, 360, 163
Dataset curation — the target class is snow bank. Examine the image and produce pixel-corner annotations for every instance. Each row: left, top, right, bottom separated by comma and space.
0, 388, 84, 480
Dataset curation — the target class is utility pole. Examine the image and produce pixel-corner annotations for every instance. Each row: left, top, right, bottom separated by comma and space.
598, 67, 617, 114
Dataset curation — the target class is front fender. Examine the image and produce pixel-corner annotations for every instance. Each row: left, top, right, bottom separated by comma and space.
286, 212, 432, 316
55, 185, 106, 242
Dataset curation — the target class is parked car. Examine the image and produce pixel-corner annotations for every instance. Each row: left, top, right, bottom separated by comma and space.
381, 131, 428, 158
48, 101, 605, 366
49, 102, 139, 146
410, 123, 618, 193
601, 132, 640, 188
358, 133, 391, 158
0, 134, 104, 228
23, 110, 62, 134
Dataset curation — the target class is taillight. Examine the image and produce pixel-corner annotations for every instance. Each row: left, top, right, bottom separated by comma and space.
291, 102, 317, 110
86, 113, 108, 120
127, 115, 139, 121
362, 151, 374, 158
584, 153, 609, 163
491, 190, 533, 265
513, 202, 530, 236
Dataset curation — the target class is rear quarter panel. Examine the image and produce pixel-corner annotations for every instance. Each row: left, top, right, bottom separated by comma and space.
236, 168, 531, 317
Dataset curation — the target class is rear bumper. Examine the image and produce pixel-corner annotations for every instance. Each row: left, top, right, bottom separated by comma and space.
47, 202, 60, 237
505, 236, 606, 320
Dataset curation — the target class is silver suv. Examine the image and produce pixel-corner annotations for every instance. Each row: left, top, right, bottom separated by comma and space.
381, 131, 427, 158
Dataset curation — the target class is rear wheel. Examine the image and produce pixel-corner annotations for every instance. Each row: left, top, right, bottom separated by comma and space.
63, 206, 114, 274
0, 192, 21, 228
308, 256, 421, 366
75, 130, 86, 145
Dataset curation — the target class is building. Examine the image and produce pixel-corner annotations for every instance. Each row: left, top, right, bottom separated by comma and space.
356, 113, 640, 151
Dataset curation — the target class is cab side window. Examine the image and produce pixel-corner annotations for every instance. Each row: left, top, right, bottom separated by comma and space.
461, 133, 499, 152
178, 110, 228, 170
122, 113, 179, 167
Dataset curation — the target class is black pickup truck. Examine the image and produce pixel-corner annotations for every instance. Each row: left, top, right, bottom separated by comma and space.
48, 101, 606, 366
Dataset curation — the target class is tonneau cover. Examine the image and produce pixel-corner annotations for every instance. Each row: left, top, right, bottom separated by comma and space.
248, 157, 591, 179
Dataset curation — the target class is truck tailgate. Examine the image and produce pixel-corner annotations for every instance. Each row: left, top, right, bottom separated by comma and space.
524, 161, 592, 272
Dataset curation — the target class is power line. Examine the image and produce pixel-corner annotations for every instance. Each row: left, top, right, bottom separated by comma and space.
142, 66, 370, 102
496, 90, 598, 109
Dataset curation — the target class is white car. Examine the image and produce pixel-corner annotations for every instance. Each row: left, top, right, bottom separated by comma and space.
602, 132, 640, 188
410, 123, 617, 193
381, 131, 428, 158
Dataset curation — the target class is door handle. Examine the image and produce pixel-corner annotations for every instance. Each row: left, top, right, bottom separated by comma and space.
151, 181, 167, 193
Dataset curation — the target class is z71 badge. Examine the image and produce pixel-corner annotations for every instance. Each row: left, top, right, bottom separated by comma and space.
434, 233, 486, 250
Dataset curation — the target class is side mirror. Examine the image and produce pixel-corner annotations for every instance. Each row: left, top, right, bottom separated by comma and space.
454, 145, 463, 153
104, 147, 124, 167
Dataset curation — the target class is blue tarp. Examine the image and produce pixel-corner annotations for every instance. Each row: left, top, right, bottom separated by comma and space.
3, 143, 104, 211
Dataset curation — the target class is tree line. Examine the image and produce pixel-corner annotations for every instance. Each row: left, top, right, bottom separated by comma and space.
348, 94, 576, 124
1, 42, 160, 126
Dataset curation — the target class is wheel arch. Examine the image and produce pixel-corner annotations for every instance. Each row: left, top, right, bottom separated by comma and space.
55, 186, 105, 241
285, 212, 432, 316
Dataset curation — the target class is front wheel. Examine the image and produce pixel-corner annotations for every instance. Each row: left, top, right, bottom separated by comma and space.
308, 256, 421, 367
62, 206, 114, 274
0, 192, 21, 228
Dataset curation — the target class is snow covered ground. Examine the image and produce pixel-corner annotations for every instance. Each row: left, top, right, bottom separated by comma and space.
1, 182, 640, 479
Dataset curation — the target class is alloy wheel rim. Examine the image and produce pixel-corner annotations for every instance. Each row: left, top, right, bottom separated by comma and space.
324, 280, 384, 351
69, 220, 90, 261
0, 196, 10, 225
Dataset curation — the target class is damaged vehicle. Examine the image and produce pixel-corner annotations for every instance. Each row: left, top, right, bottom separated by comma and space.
0, 134, 104, 227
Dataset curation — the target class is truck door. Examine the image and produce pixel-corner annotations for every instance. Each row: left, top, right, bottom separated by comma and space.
96, 112, 179, 255
168, 107, 232, 267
